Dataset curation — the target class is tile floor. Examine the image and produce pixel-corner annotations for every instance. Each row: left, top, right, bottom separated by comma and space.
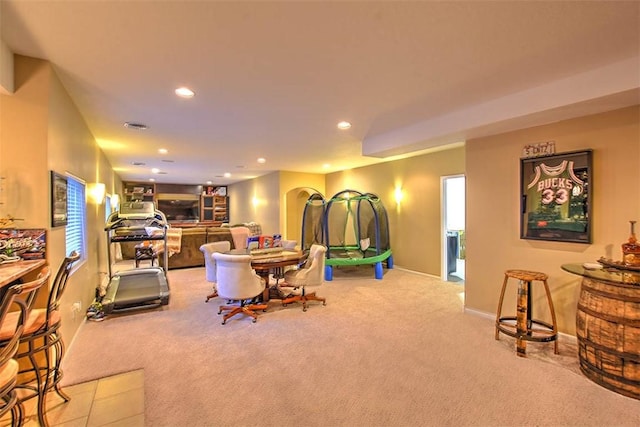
0, 370, 144, 427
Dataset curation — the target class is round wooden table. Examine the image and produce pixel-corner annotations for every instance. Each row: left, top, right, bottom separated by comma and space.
228, 249, 304, 301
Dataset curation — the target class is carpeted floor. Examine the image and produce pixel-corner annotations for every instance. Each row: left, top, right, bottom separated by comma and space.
61, 265, 640, 426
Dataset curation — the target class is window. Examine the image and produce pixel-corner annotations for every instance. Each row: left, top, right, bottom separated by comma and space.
65, 175, 86, 260
105, 194, 112, 222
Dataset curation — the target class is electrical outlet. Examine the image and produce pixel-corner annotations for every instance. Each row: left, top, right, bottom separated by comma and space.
71, 302, 81, 321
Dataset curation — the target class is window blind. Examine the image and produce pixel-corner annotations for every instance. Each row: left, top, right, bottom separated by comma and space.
65, 175, 86, 259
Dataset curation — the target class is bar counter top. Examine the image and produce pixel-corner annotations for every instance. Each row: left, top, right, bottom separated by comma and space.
0, 259, 46, 287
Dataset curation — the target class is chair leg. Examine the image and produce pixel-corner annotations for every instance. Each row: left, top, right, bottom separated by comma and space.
282, 290, 325, 311
495, 274, 510, 340
281, 294, 302, 306
304, 292, 326, 305
51, 333, 70, 402
11, 399, 24, 427
205, 290, 218, 302
37, 336, 52, 427
218, 302, 268, 324
541, 279, 560, 355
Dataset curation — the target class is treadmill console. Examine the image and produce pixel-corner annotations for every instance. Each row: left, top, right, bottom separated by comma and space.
119, 201, 157, 219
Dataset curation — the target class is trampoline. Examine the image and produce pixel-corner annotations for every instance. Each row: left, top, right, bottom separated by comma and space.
300, 189, 393, 280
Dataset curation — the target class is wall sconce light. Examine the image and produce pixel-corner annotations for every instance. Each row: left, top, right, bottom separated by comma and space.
252, 196, 260, 208
394, 186, 404, 204
87, 182, 106, 205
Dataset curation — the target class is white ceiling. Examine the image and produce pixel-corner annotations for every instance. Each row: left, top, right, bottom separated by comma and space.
1, 1, 638, 185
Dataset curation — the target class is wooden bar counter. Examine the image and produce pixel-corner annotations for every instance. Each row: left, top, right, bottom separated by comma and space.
562, 263, 640, 400
0, 259, 46, 288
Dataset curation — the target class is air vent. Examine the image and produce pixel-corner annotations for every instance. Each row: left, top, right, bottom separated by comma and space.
124, 122, 148, 130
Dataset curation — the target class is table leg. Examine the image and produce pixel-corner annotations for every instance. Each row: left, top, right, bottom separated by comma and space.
257, 270, 271, 302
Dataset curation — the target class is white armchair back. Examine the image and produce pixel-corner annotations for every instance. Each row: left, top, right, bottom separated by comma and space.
200, 241, 231, 282
284, 244, 326, 287
213, 252, 264, 301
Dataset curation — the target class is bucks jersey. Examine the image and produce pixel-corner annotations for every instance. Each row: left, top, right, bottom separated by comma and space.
526, 160, 587, 229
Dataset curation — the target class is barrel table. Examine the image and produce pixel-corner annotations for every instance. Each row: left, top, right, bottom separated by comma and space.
562, 263, 640, 400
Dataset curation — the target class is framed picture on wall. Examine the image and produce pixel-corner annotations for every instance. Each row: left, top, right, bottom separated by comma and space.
520, 149, 592, 243
50, 171, 68, 227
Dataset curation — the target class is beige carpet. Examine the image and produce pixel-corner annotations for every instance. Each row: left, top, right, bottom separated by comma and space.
62, 265, 640, 426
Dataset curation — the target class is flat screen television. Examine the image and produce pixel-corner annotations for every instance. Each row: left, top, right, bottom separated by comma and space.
156, 199, 199, 222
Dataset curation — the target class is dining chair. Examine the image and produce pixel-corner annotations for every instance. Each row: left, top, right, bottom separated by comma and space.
212, 252, 268, 324
200, 241, 231, 302
281, 244, 327, 311
0, 267, 50, 426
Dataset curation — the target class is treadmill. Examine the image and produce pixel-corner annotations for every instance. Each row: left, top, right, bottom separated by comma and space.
102, 201, 170, 313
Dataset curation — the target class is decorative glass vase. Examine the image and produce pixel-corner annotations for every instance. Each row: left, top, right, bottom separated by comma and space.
622, 220, 640, 267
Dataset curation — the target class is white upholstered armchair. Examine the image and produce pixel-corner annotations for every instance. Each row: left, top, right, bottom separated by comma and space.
200, 241, 231, 302
281, 244, 327, 311
212, 252, 268, 324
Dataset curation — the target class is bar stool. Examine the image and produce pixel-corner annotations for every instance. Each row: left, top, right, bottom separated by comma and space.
15, 252, 80, 427
0, 268, 50, 426
495, 269, 559, 357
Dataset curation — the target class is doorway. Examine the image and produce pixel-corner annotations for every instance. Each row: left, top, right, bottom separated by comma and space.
442, 175, 465, 283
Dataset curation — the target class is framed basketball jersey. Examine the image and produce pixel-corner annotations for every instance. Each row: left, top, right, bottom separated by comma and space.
520, 149, 592, 243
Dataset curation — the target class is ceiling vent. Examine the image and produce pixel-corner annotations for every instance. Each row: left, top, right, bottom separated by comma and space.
124, 122, 148, 130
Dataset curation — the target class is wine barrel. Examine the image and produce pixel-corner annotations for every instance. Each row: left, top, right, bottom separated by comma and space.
576, 277, 640, 400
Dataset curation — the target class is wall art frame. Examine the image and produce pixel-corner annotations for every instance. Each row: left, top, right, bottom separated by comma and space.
520, 149, 592, 243
51, 170, 68, 227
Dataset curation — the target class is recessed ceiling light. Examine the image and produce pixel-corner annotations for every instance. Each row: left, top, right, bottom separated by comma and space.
175, 87, 195, 98
257, 158, 266, 164
151, 168, 160, 174
224, 172, 231, 178
337, 121, 351, 130
323, 163, 331, 169
124, 122, 148, 130
159, 148, 168, 154
149, 178, 155, 182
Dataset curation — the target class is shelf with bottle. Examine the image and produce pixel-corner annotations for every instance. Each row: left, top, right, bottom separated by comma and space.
123, 182, 156, 202
201, 191, 228, 223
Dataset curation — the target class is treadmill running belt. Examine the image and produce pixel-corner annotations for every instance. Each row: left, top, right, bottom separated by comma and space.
102, 267, 170, 313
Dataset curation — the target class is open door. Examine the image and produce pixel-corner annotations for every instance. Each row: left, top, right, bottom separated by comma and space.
442, 175, 465, 283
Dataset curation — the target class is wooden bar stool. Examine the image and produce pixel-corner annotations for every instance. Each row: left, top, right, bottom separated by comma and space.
495, 269, 559, 357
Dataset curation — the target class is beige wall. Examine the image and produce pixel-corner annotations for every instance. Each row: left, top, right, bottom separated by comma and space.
228, 172, 281, 235
279, 171, 325, 243
0, 56, 117, 343
466, 106, 640, 335
228, 151, 468, 276
229, 170, 325, 239
326, 147, 466, 275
